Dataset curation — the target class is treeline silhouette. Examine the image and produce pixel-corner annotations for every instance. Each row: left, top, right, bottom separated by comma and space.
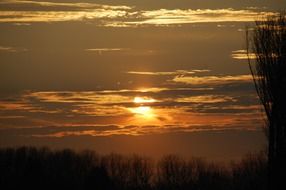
0, 147, 267, 190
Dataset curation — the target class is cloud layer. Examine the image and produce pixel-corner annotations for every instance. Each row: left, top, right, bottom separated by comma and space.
0, 1, 275, 26
0, 69, 263, 138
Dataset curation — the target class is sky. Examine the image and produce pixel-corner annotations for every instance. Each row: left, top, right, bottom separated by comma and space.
1, 0, 285, 161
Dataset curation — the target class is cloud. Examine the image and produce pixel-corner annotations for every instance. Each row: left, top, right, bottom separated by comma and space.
85, 48, 130, 55
176, 95, 236, 103
0, 0, 132, 10
0, 79, 261, 132
231, 50, 256, 60
127, 69, 210, 76
0, 1, 130, 23
172, 74, 253, 85
0, 101, 34, 111
231, 49, 279, 60
97, 87, 170, 94
22, 91, 134, 116
12, 23, 31, 26
0, 122, 262, 138
188, 104, 262, 114
0, 1, 275, 26
71, 104, 127, 117
127, 71, 176, 76
0, 124, 123, 137
86, 48, 128, 51
85, 48, 157, 56
25, 91, 132, 104
0, 115, 25, 119
123, 8, 275, 26
0, 46, 27, 52
0, 10, 128, 23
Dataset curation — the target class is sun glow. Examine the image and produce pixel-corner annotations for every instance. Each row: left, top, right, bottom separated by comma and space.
133, 97, 156, 104
128, 97, 157, 119
130, 106, 153, 117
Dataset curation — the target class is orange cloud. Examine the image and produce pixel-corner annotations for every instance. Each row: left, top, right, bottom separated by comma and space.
231, 50, 256, 60
127, 69, 210, 76
176, 95, 236, 103
0, 1, 275, 27
172, 74, 252, 85
0, 46, 27, 52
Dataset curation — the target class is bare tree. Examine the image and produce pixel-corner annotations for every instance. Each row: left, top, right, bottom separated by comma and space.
247, 12, 286, 190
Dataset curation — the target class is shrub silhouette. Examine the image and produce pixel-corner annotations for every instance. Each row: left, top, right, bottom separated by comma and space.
231, 152, 267, 190
0, 147, 267, 190
101, 153, 152, 190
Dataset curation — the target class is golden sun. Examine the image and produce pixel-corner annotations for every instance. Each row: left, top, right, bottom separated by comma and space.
133, 97, 156, 104
129, 106, 154, 118
128, 97, 157, 119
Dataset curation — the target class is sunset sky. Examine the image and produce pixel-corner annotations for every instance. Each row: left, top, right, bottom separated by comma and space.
1, 0, 285, 161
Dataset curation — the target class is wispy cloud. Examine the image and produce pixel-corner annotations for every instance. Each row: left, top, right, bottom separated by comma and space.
86, 48, 127, 51
0, 100, 63, 114
0, 0, 132, 10
127, 69, 210, 76
85, 48, 157, 56
172, 74, 253, 85
85, 48, 129, 55
0, 46, 27, 52
0, 10, 128, 23
0, 123, 262, 138
0, 84, 262, 137
0, 1, 130, 23
231, 49, 278, 60
25, 91, 132, 104
176, 95, 236, 104
1, 86, 260, 125
125, 8, 275, 26
98, 87, 169, 94
0, 101, 33, 111
0, 1, 275, 26
231, 50, 256, 60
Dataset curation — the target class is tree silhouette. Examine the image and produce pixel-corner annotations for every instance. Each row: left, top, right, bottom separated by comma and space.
0, 147, 268, 190
246, 12, 286, 190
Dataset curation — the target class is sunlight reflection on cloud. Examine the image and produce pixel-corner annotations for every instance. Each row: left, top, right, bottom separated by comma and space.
231, 50, 257, 60
0, 1, 275, 26
172, 74, 253, 85
176, 95, 236, 103
127, 69, 210, 76
0, 0, 132, 10
0, 76, 263, 136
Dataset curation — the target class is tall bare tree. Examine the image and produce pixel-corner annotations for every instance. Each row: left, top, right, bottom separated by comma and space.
247, 12, 286, 190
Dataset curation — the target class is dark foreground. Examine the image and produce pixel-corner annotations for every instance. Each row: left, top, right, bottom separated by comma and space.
0, 147, 267, 190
